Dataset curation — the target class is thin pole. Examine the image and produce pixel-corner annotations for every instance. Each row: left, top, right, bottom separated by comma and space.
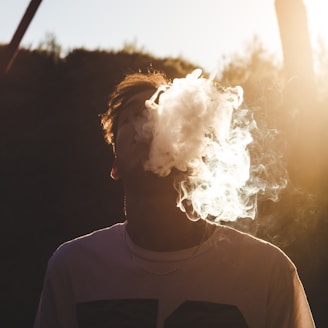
0, 0, 43, 79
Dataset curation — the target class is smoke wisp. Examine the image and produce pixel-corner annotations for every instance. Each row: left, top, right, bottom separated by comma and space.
135, 69, 288, 222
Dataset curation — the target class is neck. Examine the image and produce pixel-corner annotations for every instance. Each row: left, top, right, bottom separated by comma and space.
125, 192, 216, 251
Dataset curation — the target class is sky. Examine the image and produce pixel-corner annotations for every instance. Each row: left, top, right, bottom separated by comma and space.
0, 0, 327, 72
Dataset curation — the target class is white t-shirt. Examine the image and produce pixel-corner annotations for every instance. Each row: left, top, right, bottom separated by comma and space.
34, 221, 315, 328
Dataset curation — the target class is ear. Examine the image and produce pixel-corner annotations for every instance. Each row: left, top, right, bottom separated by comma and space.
110, 158, 121, 181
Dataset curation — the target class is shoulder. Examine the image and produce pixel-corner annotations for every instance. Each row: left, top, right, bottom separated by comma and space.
48, 221, 126, 268
216, 224, 286, 253
214, 224, 295, 272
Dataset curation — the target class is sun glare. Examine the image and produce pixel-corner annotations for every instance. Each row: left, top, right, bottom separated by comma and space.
304, 0, 328, 49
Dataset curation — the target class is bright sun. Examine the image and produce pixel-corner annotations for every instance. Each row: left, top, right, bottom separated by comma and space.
304, 0, 328, 49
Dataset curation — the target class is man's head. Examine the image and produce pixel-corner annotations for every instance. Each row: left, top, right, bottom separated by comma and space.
101, 69, 286, 223
101, 72, 169, 148
101, 71, 169, 181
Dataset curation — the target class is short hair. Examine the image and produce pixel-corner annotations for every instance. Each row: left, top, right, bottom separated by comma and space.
101, 72, 169, 145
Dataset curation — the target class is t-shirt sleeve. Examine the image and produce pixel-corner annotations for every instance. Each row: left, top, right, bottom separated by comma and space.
34, 248, 78, 328
265, 251, 315, 328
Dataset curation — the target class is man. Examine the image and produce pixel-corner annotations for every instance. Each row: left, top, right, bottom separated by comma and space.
34, 70, 315, 327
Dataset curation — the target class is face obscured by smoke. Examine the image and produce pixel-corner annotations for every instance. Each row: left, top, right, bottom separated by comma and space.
134, 69, 287, 222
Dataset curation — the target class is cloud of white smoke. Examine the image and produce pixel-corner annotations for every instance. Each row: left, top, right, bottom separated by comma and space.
134, 69, 287, 222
